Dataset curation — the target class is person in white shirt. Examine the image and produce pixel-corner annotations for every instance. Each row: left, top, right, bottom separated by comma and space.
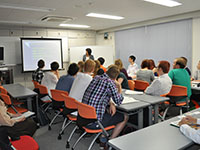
41, 61, 60, 96
69, 59, 95, 102
145, 61, 172, 96
193, 60, 200, 81
127, 55, 138, 79
179, 116, 200, 144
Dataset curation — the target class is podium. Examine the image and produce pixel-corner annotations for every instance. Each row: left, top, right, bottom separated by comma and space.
0, 64, 15, 84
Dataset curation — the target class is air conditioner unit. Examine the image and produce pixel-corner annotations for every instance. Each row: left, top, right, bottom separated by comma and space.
41, 16, 73, 23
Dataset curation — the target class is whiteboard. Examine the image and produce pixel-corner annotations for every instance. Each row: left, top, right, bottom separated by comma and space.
0, 36, 68, 65
69, 45, 115, 67
0, 37, 21, 64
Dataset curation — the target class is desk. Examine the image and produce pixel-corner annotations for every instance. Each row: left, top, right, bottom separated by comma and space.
117, 101, 150, 129
129, 94, 169, 124
191, 87, 200, 95
108, 108, 200, 150
3, 84, 38, 118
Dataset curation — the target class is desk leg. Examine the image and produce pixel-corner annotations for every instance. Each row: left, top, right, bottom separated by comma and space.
138, 108, 143, 129
148, 105, 153, 126
154, 104, 159, 124
27, 97, 32, 111
35, 95, 39, 120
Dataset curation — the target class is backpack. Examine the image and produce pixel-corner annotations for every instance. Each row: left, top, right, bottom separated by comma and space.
38, 106, 50, 126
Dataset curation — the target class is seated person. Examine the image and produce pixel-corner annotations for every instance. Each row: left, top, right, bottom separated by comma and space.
136, 59, 155, 84
32, 59, 45, 84
69, 59, 95, 102
82, 65, 128, 145
77, 61, 85, 73
115, 59, 132, 80
168, 57, 191, 102
98, 57, 107, 72
193, 60, 200, 81
93, 60, 104, 77
41, 61, 60, 96
179, 116, 200, 144
56, 63, 79, 93
0, 100, 37, 140
148, 59, 158, 76
127, 55, 139, 79
145, 61, 172, 96
181, 56, 191, 76
83, 48, 94, 62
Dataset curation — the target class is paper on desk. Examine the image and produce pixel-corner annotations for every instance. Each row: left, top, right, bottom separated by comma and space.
12, 111, 35, 120
125, 90, 143, 95
122, 96, 139, 104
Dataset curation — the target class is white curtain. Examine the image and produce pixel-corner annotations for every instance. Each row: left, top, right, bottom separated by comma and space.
115, 19, 192, 70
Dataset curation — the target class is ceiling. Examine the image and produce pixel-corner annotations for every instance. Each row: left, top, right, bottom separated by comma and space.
0, 0, 200, 31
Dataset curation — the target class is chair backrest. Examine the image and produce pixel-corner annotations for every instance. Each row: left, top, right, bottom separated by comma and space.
0, 86, 8, 94
61, 94, 77, 110
37, 84, 48, 95
50, 89, 68, 102
134, 80, 149, 91
160, 93, 169, 97
76, 101, 97, 119
128, 80, 135, 90
0, 93, 12, 105
167, 85, 187, 97
32, 80, 39, 89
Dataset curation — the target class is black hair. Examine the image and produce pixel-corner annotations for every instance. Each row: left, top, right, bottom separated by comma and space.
86, 48, 92, 56
129, 55, 136, 62
37, 59, 45, 68
67, 63, 79, 76
98, 57, 105, 65
50, 62, 59, 71
176, 61, 185, 69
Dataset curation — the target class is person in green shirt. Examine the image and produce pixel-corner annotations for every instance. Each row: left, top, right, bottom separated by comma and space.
168, 57, 191, 102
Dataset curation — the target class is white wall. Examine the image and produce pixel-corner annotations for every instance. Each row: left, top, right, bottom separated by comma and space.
192, 17, 200, 76
96, 32, 116, 65
0, 27, 96, 89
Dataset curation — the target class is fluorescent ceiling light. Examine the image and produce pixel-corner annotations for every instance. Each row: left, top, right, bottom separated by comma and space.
59, 24, 90, 28
86, 13, 124, 20
144, 0, 182, 7
0, 3, 55, 12
0, 20, 30, 24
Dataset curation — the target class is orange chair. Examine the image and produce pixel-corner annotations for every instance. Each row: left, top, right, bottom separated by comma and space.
37, 84, 52, 112
161, 85, 189, 120
10, 135, 39, 150
134, 80, 149, 91
32, 80, 39, 89
48, 89, 68, 130
128, 80, 135, 90
58, 94, 77, 140
70, 101, 115, 150
0, 86, 23, 106
0, 93, 28, 114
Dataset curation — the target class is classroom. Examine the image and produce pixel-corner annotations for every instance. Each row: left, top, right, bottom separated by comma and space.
0, 0, 200, 150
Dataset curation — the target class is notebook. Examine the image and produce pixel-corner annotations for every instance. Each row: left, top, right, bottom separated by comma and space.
12, 111, 35, 120
122, 96, 139, 104
125, 90, 143, 95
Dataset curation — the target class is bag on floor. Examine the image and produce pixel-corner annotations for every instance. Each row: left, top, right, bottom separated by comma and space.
38, 106, 50, 126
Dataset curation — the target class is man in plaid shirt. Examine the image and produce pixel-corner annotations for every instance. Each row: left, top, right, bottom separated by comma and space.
82, 65, 128, 140
32, 59, 45, 84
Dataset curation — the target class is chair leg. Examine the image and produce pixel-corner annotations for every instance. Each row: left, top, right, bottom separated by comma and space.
58, 119, 72, 140
44, 103, 52, 112
48, 111, 61, 130
71, 131, 87, 150
162, 107, 169, 121
66, 126, 78, 148
180, 108, 183, 115
88, 132, 101, 150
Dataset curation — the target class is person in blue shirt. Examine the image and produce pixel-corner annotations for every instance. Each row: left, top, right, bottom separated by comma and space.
56, 63, 79, 93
